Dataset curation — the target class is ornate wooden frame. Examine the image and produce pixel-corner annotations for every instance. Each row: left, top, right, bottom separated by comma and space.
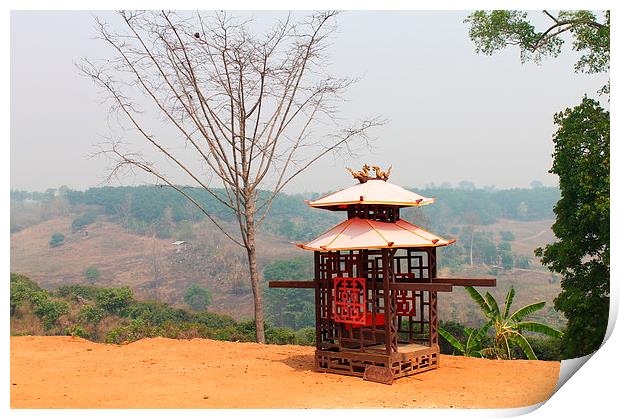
269, 201, 496, 383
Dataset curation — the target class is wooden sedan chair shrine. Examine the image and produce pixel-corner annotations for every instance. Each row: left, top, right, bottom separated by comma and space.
269, 165, 495, 384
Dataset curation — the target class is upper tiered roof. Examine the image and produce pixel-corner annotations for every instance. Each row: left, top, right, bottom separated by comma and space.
297, 165, 453, 251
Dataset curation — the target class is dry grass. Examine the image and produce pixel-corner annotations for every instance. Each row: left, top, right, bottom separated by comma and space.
10, 215, 562, 324
10, 216, 302, 319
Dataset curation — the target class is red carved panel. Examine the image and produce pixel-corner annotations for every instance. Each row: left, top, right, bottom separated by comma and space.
395, 290, 416, 316
333, 277, 366, 325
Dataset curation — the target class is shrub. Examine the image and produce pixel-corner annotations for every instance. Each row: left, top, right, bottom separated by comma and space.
96, 287, 134, 315
487, 266, 500, 276
183, 284, 212, 311
10, 273, 68, 330
78, 305, 106, 325
212, 326, 242, 342
54, 284, 100, 301
31, 292, 70, 330
263, 257, 314, 329
66, 325, 89, 339
159, 321, 212, 340
294, 327, 315, 346
192, 311, 237, 329
525, 335, 563, 361
105, 319, 158, 344
439, 321, 468, 355
126, 301, 188, 326
72, 212, 96, 231
266, 327, 296, 345
515, 255, 531, 269
500, 252, 513, 270
10, 273, 42, 315
49, 233, 65, 247
498, 241, 514, 270
210, 320, 273, 343
499, 231, 516, 241
84, 266, 101, 284
176, 220, 195, 241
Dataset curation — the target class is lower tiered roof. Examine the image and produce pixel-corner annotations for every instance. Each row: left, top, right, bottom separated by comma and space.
297, 217, 455, 251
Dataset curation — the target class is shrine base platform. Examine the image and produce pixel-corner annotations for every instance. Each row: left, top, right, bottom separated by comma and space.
315, 343, 439, 379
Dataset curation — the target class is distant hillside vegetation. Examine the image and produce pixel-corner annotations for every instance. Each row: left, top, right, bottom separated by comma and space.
10, 185, 563, 335
11, 185, 559, 241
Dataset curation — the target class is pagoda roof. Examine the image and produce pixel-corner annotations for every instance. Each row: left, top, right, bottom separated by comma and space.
308, 179, 434, 210
297, 217, 454, 251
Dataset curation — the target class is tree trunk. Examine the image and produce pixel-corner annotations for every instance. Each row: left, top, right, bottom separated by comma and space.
245, 198, 266, 343
246, 242, 265, 343
469, 229, 474, 266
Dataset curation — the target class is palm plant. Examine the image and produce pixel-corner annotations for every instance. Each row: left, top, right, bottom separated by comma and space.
464, 285, 563, 360
439, 322, 492, 358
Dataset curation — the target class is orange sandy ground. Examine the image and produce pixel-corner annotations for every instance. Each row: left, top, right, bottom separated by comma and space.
10, 336, 560, 409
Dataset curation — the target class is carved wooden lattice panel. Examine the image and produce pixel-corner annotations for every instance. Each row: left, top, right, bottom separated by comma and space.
333, 277, 366, 325
395, 290, 417, 316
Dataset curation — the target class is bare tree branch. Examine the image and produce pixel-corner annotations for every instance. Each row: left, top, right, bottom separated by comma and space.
80, 10, 380, 342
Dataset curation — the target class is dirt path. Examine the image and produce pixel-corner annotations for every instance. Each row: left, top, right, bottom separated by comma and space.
10, 336, 560, 409
518, 228, 551, 243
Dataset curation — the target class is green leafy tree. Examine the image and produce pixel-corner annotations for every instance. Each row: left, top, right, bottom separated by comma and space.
263, 257, 314, 329
535, 98, 609, 358
72, 212, 97, 231
30, 291, 70, 330
11, 273, 68, 330
78, 304, 107, 339
526, 335, 563, 361
437, 242, 464, 270
78, 305, 106, 325
49, 233, 65, 247
95, 287, 134, 315
499, 231, 515, 241
500, 252, 514, 271
183, 284, 212, 312
54, 284, 100, 301
478, 237, 498, 265
10, 273, 42, 315
465, 10, 609, 93
294, 327, 316, 346
266, 326, 296, 345
465, 286, 563, 360
128, 301, 184, 323
176, 220, 195, 241
515, 255, 531, 269
465, 10, 609, 359
84, 266, 101, 284
497, 242, 514, 270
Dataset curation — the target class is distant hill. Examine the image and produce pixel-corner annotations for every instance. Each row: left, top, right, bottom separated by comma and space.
10, 215, 302, 320
11, 184, 559, 241
10, 184, 564, 328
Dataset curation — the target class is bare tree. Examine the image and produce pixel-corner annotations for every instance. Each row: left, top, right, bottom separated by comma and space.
463, 211, 480, 266
80, 10, 380, 342
147, 228, 164, 301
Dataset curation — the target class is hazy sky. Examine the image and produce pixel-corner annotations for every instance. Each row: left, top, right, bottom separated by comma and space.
11, 11, 608, 193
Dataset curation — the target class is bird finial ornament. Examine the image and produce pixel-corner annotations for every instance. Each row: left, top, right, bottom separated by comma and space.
346, 164, 392, 183
346, 164, 371, 183
372, 165, 392, 181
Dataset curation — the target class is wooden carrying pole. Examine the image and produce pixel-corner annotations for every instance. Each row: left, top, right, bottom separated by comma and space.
269, 281, 316, 288
267, 278, 496, 289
